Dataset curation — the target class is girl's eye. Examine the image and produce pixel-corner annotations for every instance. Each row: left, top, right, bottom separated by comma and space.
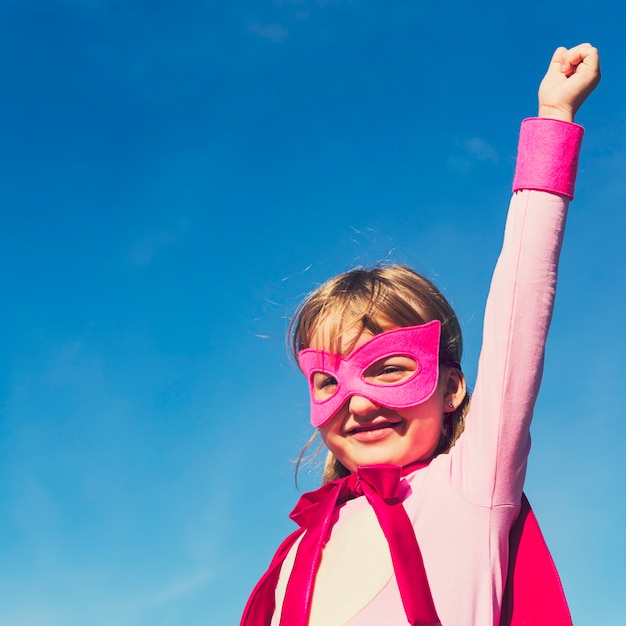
365, 356, 417, 384
312, 373, 338, 400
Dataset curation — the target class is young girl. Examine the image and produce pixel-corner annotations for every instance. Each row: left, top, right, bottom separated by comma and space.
242, 44, 601, 626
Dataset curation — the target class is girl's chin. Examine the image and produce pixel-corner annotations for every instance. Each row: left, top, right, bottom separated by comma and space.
344, 447, 407, 470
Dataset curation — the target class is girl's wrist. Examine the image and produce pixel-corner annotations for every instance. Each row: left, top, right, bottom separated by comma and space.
538, 104, 574, 123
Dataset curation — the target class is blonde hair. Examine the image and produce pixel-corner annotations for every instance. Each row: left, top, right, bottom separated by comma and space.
290, 265, 471, 484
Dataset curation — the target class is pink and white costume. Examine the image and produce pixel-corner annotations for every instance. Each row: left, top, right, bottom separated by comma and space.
245, 118, 583, 626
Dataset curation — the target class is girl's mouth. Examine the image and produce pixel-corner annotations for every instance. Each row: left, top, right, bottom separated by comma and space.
347, 421, 401, 442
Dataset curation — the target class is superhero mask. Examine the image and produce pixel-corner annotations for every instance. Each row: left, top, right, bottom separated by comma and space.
298, 321, 442, 428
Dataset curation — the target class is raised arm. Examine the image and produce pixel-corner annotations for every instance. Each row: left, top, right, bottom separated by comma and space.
449, 44, 601, 507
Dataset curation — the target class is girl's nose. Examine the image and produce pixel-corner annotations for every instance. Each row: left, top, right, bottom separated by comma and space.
348, 394, 381, 416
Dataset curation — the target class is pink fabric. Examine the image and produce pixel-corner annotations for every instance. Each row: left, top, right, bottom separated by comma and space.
299, 322, 441, 427
245, 118, 582, 625
243, 483, 571, 626
278, 464, 438, 626
241, 529, 306, 626
500, 496, 572, 625
241, 462, 437, 626
512, 117, 583, 199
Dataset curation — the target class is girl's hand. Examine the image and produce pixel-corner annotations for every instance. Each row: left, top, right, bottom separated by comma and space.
538, 43, 601, 122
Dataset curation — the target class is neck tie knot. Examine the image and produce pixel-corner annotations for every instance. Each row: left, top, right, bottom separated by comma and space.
357, 464, 403, 502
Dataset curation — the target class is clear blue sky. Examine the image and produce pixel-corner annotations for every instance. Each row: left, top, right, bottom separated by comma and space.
1, 1, 624, 625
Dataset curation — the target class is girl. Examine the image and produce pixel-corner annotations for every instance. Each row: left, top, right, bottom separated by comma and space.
242, 43, 601, 626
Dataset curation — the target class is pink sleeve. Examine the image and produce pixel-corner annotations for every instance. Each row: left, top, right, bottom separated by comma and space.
447, 118, 584, 507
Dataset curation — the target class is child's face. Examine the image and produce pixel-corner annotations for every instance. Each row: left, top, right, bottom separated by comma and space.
310, 318, 453, 472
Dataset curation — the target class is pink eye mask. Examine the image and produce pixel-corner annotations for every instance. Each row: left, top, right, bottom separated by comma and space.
298, 321, 442, 428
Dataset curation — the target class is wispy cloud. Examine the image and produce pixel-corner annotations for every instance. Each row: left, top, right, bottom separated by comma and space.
462, 137, 499, 163
248, 23, 289, 42
247, 0, 342, 39
0, 567, 214, 626
448, 136, 499, 172
140, 570, 213, 609
129, 218, 188, 267
0, 609, 63, 626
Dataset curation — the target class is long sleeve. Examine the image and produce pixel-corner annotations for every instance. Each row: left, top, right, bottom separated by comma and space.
446, 118, 584, 508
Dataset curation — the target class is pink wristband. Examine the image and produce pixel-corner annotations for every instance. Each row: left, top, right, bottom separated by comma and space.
512, 117, 584, 200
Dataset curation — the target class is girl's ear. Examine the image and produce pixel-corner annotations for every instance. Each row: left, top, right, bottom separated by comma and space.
443, 367, 466, 411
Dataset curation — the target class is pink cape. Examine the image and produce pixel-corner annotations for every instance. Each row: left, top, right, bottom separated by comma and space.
241, 487, 572, 626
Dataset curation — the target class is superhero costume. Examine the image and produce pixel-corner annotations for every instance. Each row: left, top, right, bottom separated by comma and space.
242, 118, 582, 625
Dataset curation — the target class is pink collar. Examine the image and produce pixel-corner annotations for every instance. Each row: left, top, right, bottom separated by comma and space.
240, 462, 437, 626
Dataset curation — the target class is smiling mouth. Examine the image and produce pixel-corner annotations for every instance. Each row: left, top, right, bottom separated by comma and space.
347, 421, 401, 435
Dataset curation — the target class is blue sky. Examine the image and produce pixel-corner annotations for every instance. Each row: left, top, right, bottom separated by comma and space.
1, 1, 625, 625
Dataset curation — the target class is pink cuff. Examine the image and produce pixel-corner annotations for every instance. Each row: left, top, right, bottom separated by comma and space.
512, 117, 584, 200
